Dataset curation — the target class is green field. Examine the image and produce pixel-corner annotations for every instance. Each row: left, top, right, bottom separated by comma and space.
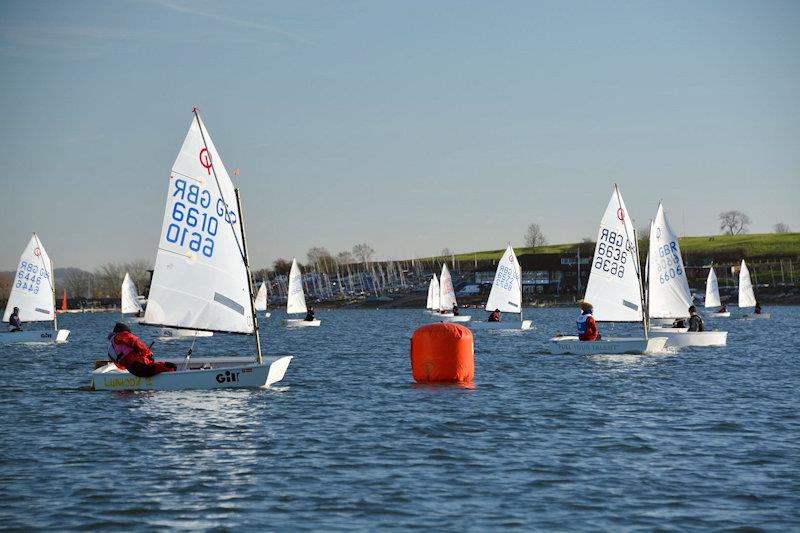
423, 233, 800, 262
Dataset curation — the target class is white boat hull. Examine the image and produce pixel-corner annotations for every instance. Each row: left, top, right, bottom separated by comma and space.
264, 312, 271, 318
705, 312, 731, 318
649, 327, 728, 347
0, 329, 70, 343
90, 355, 292, 391
469, 320, 533, 330
282, 319, 322, 327
158, 328, 214, 339
429, 314, 471, 323
549, 336, 668, 355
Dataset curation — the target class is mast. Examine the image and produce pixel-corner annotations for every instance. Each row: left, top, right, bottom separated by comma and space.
235, 187, 263, 364
50, 242, 59, 332
614, 184, 648, 338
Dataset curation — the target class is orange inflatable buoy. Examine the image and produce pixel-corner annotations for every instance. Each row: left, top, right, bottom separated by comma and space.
410, 323, 474, 383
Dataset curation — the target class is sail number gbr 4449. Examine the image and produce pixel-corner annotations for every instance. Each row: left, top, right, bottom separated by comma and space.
163, 176, 238, 258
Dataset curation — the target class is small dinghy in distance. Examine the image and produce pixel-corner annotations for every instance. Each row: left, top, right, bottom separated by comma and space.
423, 274, 440, 315
550, 185, 665, 355
254, 281, 271, 318
92, 109, 291, 391
704, 267, 730, 317
1, 233, 70, 344
646, 203, 727, 347
282, 259, 321, 327
429, 263, 471, 323
470, 244, 532, 331
737, 260, 770, 319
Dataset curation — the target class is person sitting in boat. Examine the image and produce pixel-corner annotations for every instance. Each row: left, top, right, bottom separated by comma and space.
107, 322, 177, 377
304, 308, 316, 322
577, 301, 599, 341
754, 301, 762, 315
718, 305, 727, 313
687, 306, 704, 332
452, 304, 460, 316
488, 309, 501, 322
8, 307, 22, 332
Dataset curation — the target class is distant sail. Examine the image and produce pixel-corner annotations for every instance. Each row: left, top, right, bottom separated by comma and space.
255, 282, 268, 312
431, 274, 440, 310
704, 268, 722, 308
121, 272, 143, 314
286, 258, 307, 314
439, 263, 458, 310
3, 233, 56, 324
648, 203, 692, 318
485, 245, 522, 313
583, 185, 643, 322
143, 114, 253, 334
738, 260, 757, 308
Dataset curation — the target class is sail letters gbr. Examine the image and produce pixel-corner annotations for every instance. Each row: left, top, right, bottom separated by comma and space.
164, 173, 238, 259
593, 226, 633, 279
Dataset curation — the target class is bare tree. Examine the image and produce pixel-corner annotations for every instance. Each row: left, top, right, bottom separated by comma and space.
352, 243, 375, 264
440, 248, 452, 258
62, 268, 94, 299
336, 251, 355, 265
307, 246, 334, 273
719, 210, 751, 235
272, 258, 292, 276
774, 222, 790, 234
524, 223, 547, 248
0, 271, 12, 303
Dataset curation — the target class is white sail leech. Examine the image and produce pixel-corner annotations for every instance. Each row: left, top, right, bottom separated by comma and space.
439, 263, 457, 311
143, 114, 253, 334
705, 268, 722, 308
255, 282, 268, 312
738, 260, 757, 308
121, 273, 143, 315
286, 258, 308, 314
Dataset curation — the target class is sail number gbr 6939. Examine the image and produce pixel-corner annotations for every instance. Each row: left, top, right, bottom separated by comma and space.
165, 177, 237, 258
593, 228, 632, 278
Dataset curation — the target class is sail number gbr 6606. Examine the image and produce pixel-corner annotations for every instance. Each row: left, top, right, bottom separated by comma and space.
593, 228, 631, 278
164, 177, 238, 258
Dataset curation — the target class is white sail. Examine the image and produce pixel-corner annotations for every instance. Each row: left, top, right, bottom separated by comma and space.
286, 258, 307, 314
426, 276, 435, 309
583, 185, 643, 322
439, 263, 457, 310
704, 268, 722, 308
431, 274, 440, 310
143, 114, 253, 334
121, 273, 143, 314
3, 234, 56, 324
738, 260, 757, 308
254, 282, 268, 312
485, 245, 522, 313
647, 203, 692, 318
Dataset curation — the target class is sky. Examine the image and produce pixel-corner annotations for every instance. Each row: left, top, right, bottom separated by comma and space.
0, 0, 798, 270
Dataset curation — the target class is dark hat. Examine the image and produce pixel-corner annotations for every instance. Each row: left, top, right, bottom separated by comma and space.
113, 322, 131, 333
689, 305, 697, 313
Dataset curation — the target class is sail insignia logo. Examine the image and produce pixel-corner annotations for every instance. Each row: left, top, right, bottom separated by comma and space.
216, 370, 241, 383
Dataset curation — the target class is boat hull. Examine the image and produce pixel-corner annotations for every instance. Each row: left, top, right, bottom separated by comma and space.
548, 336, 667, 355
649, 327, 728, 347
740, 313, 771, 320
90, 355, 292, 391
0, 329, 70, 344
469, 320, 533, 330
429, 314, 471, 323
282, 319, 322, 327
705, 312, 731, 318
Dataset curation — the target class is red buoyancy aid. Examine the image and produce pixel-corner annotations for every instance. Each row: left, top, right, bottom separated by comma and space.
577, 313, 598, 341
108, 331, 153, 368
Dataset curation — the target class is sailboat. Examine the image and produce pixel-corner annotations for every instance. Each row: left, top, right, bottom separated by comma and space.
424, 274, 440, 314
470, 244, 532, 330
549, 185, 666, 355
91, 109, 291, 390
429, 263, 471, 323
646, 204, 727, 347
704, 267, 730, 317
738, 260, 769, 319
255, 281, 271, 318
121, 272, 144, 318
1, 234, 70, 343
282, 258, 321, 327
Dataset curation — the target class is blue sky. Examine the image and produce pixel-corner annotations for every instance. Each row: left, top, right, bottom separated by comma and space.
1, 0, 798, 270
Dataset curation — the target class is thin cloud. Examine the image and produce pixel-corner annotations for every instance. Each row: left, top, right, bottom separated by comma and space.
150, 0, 316, 46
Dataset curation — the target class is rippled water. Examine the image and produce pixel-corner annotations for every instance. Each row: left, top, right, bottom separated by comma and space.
1, 307, 798, 530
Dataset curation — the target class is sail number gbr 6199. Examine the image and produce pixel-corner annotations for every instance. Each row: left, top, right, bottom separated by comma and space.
593, 228, 631, 278
164, 177, 237, 258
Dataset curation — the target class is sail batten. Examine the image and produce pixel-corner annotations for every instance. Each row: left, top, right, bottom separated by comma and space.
143, 114, 254, 334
